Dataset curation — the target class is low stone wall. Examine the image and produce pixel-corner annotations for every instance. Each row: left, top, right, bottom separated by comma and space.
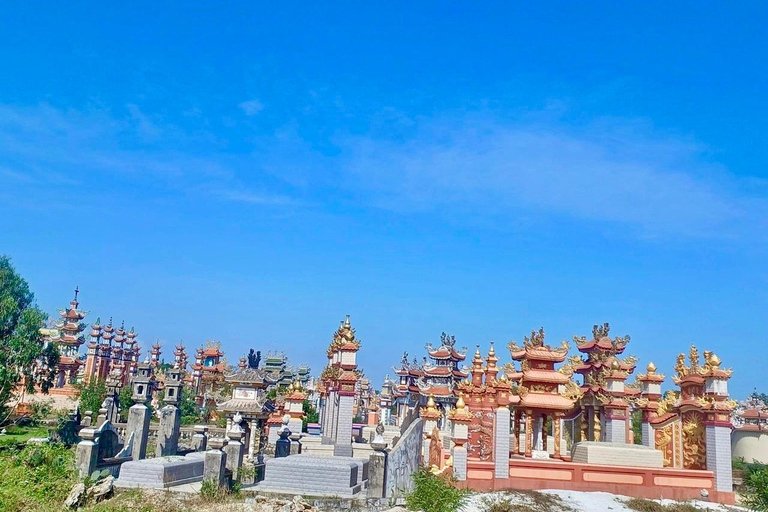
111, 423, 226, 443
385, 417, 423, 498
462, 458, 735, 505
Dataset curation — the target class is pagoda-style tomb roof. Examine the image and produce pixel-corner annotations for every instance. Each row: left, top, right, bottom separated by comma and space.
224, 366, 275, 387
508, 328, 579, 412
425, 332, 467, 361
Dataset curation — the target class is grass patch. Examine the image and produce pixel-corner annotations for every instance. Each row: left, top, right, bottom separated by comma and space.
406, 468, 470, 512
0, 442, 77, 512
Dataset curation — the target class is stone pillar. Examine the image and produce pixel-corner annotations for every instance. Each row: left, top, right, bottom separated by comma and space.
75, 428, 100, 478
514, 411, 522, 455
368, 449, 387, 498
525, 410, 533, 457
706, 423, 733, 493
541, 415, 548, 453
494, 406, 510, 478
604, 408, 627, 444
450, 399, 471, 481
156, 404, 181, 457
224, 431, 245, 481
641, 420, 653, 448
204, 437, 229, 488
579, 410, 588, 442
125, 403, 151, 460
333, 394, 355, 457
192, 425, 208, 452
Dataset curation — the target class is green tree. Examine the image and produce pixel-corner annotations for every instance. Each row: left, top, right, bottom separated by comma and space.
118, 385, 135, 422
0, 256, 59, 424
631, 409, 643, 444
75, 378, 107, 416
180, 387, 202, 425
302, 399, 319, 431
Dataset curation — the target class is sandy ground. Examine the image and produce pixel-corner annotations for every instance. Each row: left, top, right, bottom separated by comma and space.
462, 490, 746, 512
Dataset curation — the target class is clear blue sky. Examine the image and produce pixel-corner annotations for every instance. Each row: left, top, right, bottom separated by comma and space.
1, 3, 766, 398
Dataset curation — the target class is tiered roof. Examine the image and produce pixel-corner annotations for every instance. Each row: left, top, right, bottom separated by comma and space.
508, 328, 577, 411
399, 332, 468, 402
321, 315, 361, 396
572, 323, 639, 403
51, 288, 87, 360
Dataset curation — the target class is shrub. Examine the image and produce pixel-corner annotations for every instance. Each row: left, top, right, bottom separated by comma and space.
743, 467, 768, 512
199, 478, 231, 502
406, 468, 469, 512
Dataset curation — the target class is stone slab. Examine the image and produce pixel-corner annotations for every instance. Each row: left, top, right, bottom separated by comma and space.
258, 454, 368, 496
115, 452, 205, 489
571, 441, 663, 468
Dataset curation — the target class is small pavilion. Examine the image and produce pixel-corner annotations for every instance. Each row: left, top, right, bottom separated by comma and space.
508, 328, 578, 459
218, 359, 276, 458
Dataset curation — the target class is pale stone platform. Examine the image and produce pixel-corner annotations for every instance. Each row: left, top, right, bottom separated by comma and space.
115, 452, 206, 488
256, 454, 369, 497
571, 442, 663, 468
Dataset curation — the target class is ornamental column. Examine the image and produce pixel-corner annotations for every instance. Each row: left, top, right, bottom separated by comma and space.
156, 364, 183, 456
699, 352, 735, 493
603, 359, 630, 444
553, 413, 563, 459
525, 410, 533, 457
126, 360, 154, 460
449, 395, 472, 481
494, 371, 512, 478
637, 362, 665, 447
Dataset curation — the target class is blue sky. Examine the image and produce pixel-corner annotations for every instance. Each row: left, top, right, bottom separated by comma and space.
1, 3, 767, 398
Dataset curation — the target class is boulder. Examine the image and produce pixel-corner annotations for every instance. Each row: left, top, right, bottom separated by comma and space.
88, 475, 115, 503
64, 482, 86, 509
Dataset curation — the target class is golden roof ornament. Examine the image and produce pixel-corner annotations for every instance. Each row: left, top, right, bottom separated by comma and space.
488, 341, 496, 357
611, 358, 621, 371
455, 394, 466, 410
647, 361, 656, 374
689, 345, 700, 372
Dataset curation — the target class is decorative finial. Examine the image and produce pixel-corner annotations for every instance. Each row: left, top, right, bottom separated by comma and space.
74, 286, 79, 301
647, 362, 656, 374
474, 344, 481, 358
455, 394, 466, 409
427, 394, 436, 410
611, 358, 621, 371
488, 341, 496, 356
344, 315, 351, 327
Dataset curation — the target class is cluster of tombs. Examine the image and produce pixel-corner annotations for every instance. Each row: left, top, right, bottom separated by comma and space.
379, 323, 737, 503
19, 288, 312, 415
69, 316, 738, 505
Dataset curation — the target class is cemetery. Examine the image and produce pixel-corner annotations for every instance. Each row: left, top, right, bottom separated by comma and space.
0, 284, 760, 512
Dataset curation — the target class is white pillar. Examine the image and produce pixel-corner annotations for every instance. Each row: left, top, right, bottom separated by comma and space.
494, 407, 510, 478
706, 424, 733, 493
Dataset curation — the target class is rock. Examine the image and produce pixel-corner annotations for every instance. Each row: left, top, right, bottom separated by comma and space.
88, 475, 115, 502
382, 508, 409, 512
64, 483, 86, 509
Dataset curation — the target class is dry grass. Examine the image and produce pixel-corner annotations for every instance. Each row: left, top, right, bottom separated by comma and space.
624, 498, 712, 512
481, 490, 575, 512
